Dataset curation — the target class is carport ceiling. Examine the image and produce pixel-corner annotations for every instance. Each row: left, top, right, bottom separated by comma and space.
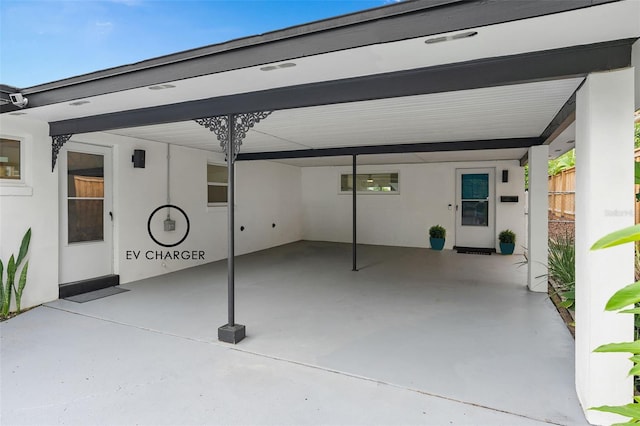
105, 77, 582, 166
3, 0, 637, 166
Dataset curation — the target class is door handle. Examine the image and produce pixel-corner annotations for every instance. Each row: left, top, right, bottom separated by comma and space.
109, 211, 113, 221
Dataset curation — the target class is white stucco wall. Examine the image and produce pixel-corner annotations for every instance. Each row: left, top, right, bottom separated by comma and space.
633, 39, 640, 110
301, 161, 525, 252
0, 116, 59, 310
0, 117, 303, 310
71, 132, 303, 284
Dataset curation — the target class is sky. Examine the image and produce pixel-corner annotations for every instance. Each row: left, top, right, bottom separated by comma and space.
0, 0, 395, 88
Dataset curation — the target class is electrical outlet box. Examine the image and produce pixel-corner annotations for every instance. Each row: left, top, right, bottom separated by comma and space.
164, 218, 176, 231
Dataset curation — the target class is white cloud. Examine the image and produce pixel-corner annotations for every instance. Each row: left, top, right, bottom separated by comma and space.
94, 21, 114, 35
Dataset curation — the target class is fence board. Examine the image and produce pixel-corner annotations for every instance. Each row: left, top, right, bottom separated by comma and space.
548, 148, 639, 223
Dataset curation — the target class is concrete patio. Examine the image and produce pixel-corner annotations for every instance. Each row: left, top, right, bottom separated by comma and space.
1, 241, 586, 425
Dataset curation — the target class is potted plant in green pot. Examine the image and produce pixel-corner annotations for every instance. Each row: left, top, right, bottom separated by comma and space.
498, 230, 516, 255
429, 225, 446, 251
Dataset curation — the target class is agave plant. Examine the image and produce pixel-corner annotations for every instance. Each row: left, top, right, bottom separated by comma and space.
0, 228, 31, 317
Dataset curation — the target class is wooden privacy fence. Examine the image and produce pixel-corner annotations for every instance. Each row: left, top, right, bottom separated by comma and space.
548, 148, 640, 223
548, 167, 575, 219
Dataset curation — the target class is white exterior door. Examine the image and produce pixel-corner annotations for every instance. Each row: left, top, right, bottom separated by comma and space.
455, 168, 495, 249
59, 142, 113, 284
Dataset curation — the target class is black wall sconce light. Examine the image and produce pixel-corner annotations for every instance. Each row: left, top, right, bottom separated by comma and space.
132, 149, 146, 168
502, 169, 509, 183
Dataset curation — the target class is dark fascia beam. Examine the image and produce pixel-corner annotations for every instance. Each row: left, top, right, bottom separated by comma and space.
540, 92, 577, 144
236, 138, 542, 161
519, 152, 529, 167
48, 39, 634, 136
17, 0, 619, 108
520, 84, 580, 165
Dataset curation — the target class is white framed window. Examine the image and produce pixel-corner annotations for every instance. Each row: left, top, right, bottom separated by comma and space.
0, 137, 23, 182
207, 163, 228, 205
340, 172, 399, 194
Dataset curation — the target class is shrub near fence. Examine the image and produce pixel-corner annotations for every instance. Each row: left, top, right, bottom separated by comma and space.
548, 147, 640, 222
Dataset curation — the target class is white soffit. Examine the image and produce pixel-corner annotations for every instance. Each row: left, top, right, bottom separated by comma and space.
106, 77, 583, 154
17, 0, 639, 123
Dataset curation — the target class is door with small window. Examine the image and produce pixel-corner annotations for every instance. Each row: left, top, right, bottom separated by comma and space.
59, 142, 113, 284
455, 168, 495, 249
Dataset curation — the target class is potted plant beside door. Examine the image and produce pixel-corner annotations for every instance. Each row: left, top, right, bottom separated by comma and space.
429, 225, 446, 251
498, 230, 516, 255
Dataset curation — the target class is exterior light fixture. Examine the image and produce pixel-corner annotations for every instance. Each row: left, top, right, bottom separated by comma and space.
260, 62, 297, 71
132, 149, 146, 168
148, 84, 176, 90
425, 31, 478, 44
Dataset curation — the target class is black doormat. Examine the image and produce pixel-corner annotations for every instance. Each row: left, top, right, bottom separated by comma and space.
64, 286, 129, 303
455, 247, 493, 255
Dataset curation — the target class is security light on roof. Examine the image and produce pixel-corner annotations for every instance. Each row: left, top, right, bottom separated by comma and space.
9, 93, 27, 108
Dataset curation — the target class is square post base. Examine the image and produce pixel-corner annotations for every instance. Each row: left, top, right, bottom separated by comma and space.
218, 324, 246, 344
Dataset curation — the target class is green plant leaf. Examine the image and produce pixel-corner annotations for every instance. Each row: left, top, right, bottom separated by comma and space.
0, 259, 4, 317
611, 422, 639, 426
628, 362, 640, 377
635, 162, 640, 185
1, 256, 14, 316
15, 228, 31, 266
591, 225, 640, 250
559, 299, 574, 308
620, 308, 640, 314
15, 261, 28, 313
595, 341, 640, 354
605, 281, 640, 311
591, 403, 640, 419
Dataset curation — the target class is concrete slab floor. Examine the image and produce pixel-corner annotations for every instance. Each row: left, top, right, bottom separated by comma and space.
1, 241, 586, 425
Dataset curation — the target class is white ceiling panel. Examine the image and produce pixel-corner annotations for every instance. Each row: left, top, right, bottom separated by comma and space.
250, 78, 582, 149
106, 77, 582, 161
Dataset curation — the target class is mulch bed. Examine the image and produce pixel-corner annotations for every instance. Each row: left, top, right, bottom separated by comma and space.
548, 211, 575, 241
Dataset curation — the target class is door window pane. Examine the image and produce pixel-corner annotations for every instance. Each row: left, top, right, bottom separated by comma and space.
68, 152, 104, 197
461, 174, 488, 199
67, 152, 104, 243
461, 200, 489, 226
68, 200, 104, 242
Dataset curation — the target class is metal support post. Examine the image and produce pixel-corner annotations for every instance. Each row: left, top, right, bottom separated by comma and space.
352, 154, 358, 272
194, 111, 272, 344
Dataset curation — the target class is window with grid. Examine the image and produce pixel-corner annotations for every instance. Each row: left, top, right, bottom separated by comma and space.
340, 172, 399, 193
207, 164, 228, 205
0, 138, 21, 181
